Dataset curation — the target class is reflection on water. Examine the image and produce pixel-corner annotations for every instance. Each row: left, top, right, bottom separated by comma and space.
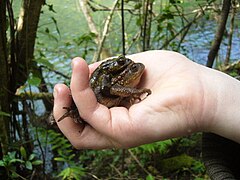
182, 16, 240, 65
36, 2, 240, 92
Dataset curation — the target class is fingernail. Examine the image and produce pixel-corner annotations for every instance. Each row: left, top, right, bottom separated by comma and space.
71, 58, 78, 68
72, 57, 82, 68
53, 86, 59, 98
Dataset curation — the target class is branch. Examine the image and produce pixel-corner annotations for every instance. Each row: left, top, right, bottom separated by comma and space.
158, 1, 216, 50
88, 0, 136, 14
40, 65, 70, 79
206, 0, 231, 68
78, 0, 100, 44
16, 92, 53, 101
159, 4, 209, 50
92, 0, 119, 62
128, 149, 151, 175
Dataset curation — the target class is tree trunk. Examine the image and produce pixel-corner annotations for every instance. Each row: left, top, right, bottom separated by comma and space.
142, 0, 153, 51
0, 0, 10, 155
15, 0, 45, 91
206, 0, 231, 68
0, 0, 45, 154
224, 0, 236, 65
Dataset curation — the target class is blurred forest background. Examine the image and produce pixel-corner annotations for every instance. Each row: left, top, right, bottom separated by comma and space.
0, 0, 240, 179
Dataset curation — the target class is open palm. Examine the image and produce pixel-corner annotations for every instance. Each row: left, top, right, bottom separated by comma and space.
54, 50, 208, 149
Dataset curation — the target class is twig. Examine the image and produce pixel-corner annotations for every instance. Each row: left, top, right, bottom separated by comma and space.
159, 3, 209, 50
78, 0, 100, 44
126, 31, 141, 53
110, 164, 124, 178
86, 172, 101, 180
121, 0, 125, 55
40, 65, 70, 79
128, 149, 151, 175
16, 92, 53, 101
92, 0, 119, 62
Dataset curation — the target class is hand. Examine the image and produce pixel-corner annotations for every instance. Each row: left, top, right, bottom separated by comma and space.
53, 50, 240, 149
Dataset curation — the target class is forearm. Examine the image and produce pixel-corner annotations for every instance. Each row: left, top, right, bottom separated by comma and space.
201, 66, 240, 143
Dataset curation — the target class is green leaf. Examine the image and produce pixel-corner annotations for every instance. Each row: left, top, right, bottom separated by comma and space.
8, 151, 17, 159
28, 76, 41, 86
11, 172, 20, 178
0, 160, 5, 166
134, 3, 142, 9
58, 167, 71, 179
146, 174, 155, 180
20, 146, 27, 160
29, 154, 35, 161
45, 27, 50, 34
54, 157, 67, 162
47, 4, 56, 13
58, 167, 85, 179
0, 111, 10, 117
51, 17, 61, 37
32, 160, 43, 166
9, 159, 24, 164
36, 58, 54, 69
68, 154, 75, 161
25, 161, 33, 170
136, 17, 142, 26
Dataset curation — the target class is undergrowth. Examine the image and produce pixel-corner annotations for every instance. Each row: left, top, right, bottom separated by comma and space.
42, 129, 207, 179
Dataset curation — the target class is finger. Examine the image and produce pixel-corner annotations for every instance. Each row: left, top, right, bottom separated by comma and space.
53, 84, 72, 121
70, 58, 109, 122
89, 61, 101, 74
70, 58, 125, 140
53, 84, 113, 149
70, 57, 98, 117
53, 84, 84, 138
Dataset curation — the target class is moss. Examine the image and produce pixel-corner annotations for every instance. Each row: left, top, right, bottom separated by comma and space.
159, 154, 195, 173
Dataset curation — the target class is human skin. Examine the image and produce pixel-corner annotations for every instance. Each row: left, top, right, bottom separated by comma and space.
53, 50, 240, 149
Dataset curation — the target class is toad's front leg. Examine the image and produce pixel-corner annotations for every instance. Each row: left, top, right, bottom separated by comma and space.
110, 84, 151, 98
57, 104, 83, 124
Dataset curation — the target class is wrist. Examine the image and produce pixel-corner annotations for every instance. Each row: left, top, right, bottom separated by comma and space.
201, 66, 240, 143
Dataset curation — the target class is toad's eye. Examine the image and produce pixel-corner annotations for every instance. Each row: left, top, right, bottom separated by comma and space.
130, 64, 139, 72
118, 58, 126, 65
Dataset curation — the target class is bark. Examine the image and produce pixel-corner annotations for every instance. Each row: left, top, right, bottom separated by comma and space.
0, 0, 10, 155
142, 0, 153, 51
16, 92, 53, 101
0, 0, 45, 154
15, 0, 45, 91
206, 0, 231, 68
224, 0, 236, 65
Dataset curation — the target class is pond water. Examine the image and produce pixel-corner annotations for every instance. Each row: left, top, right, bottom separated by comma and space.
37, 1, 240, 68
32, 1, 240, 116
183, 16, 240, 65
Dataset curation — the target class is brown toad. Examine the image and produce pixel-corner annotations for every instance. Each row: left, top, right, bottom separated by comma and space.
54, 55, 151, 123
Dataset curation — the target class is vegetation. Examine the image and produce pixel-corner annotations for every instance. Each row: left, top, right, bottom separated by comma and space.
0, 0, 239, 179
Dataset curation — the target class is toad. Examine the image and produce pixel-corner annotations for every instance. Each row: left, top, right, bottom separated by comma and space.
52, 55, 151, 123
